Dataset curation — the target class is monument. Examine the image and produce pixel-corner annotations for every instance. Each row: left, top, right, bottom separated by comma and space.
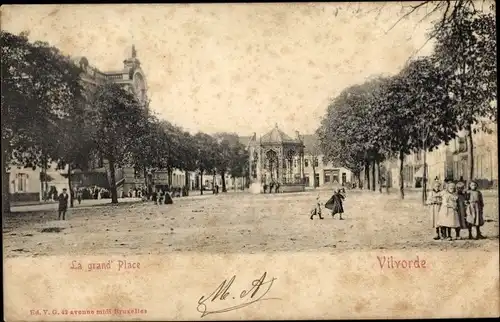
248, 124, 306, 193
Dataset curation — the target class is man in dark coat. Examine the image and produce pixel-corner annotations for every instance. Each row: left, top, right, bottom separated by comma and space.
58, 188, 69, 220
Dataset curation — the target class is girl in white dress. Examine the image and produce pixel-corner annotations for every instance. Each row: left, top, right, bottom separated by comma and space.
436, 182, 461, 241
427, 181, 443, 240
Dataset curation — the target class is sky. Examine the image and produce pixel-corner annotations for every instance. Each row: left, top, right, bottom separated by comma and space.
2, 3, 441, 137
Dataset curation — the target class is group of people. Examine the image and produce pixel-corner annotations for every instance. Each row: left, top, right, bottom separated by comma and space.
427, 179, 485, 240
263, 182, 281, 194
310, 188, 346, 220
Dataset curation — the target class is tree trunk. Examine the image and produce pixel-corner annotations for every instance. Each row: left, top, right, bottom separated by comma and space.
365, 161, 370, 190
377, 160, 382, 193
466, 124, 474, 185
371, 160, 376, 191
422, 148, 428, 205
312, 166, 317, 189
143, 168, 148, 188
185, 170, 190, 196
108, 159, 118, 204
168, 167, 173, 187
221, 171, 227, 192
357, 173, 362, 189
386, 160, 390, 194
2, 147, 11, 214
399, 150, 405, 200
68, 164, 74, 208
200, 170, 204, 195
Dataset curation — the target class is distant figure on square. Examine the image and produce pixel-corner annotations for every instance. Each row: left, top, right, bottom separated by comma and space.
58, 188, 69, 220
76, 188, 83, 205
310, 195, 324, 220
275, 182, 280, 193
325, 188, 345, 220
427, 180, 443, 240
164, 190, 174, 204
466, 181, 485, 239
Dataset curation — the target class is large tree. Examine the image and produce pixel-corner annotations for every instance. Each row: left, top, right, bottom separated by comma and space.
1, 31, 83, 213
86, 82, 148, 203
432, 9, 497, 183
193, 132, 217, 195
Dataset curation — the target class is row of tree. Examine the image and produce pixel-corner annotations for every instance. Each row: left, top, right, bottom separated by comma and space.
317, 4, 496, 200
1, 31, 248, 213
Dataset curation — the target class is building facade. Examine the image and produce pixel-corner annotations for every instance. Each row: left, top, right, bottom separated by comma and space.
245, 125, 352, 192
8, 45, 176, 202
390, 122, 498, 189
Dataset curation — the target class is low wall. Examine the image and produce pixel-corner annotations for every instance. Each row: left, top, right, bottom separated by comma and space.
280, 184, 306, 193
10, 192, 40, 202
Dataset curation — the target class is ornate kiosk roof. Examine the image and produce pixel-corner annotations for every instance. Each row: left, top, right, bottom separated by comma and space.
260, 124, 303, 145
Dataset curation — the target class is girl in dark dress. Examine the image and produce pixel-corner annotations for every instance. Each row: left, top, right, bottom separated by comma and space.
325, 189, 345, 220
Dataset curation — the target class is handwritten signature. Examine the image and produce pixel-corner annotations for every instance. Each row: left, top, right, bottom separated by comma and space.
197, 272, 280, 317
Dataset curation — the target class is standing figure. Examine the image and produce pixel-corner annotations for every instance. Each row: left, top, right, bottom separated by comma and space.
455, 181, 469, 239
275, 182, 280, 193
164, 190, 174, 205
466, 181, 485, 239
310, 195, 324, 220
76, 188, 83, 205
426, 180, 443, 240
269, 182, 275, 194
263, 183, 268, 194
58, 188, 69, 220
325, 189, 345, 220
436, 182, 460, 241
158, 190, 164, 205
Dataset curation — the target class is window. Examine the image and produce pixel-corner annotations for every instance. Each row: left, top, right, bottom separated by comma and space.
305, 159, 309, 167
16, 173, 28, 192
294, 160, 297, 168
324, 174, 331, 183
313, 158, 319, 167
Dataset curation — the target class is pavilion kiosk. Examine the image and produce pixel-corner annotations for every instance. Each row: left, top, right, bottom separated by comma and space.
248, 124, 306, 194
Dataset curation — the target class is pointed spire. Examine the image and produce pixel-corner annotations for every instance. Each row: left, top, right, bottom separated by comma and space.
132, 45, 137, 58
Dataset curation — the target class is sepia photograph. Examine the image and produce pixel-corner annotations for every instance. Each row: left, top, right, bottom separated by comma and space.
2, 2, 498, 320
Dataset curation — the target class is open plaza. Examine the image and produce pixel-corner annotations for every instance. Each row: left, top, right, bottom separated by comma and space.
3, 188, 498, 258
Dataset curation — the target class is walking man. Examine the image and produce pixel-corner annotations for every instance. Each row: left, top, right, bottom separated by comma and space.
58, 188, 69, 220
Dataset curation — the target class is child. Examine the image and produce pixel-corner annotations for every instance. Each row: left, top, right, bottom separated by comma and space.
310, 195, 324, 220
436, 182, 460, 241
466, 181, 485, 239
325, 189, 345, 220
455, 181, 469, 239
427, 180, 443, 240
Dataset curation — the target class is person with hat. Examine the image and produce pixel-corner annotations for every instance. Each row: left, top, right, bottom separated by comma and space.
58, 188, 69, 220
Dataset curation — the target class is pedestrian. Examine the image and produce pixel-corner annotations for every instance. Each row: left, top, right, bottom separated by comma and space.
77, 188, 83, 205
158, 190, 164, 205
269, 182, 274, 194
436, 182, 460, 241
152, 190, 158, 205
58, 188, 69, 220
426, 180, 443, 240
466, 181, 485, 239
215, 184, 219, 194
310, 195, 324, 220
164, 190, 174, 205
455, 181, 469, 239
325, 188, 345, 220
275, 182, 280, 193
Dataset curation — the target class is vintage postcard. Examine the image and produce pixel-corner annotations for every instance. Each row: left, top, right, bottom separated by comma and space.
2, 2, 498, 321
